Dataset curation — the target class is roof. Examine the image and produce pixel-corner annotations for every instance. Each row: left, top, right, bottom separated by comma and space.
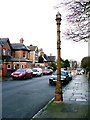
8, 57, 32, 62
11, 43, 30, 51
0, 38, 13, 49
48, 56, 56, 62
2, 55, 32, 62
2, 55, 12, 62
11, 58, 32, 62
43, 54, 49, 61
27, 45, 38, 51
38, 54, 56, 63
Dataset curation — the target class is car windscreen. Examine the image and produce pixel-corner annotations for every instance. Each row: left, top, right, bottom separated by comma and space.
61, 71, 67, 76
44, 69, 50, 71
16, 69, 25, 72
53, 70, 68, 76
32, 69, 38, 72
53, 71, 57, 75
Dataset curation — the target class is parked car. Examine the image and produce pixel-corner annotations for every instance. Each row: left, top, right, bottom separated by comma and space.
79, 69, 84, 75
11, 68, 33, 80
76, 69, 84, 75
66, 71, 72, 80
43, 69, 53, 75
32, 68, 43, 77
49, 70, 70, 85
76, 68, 84, 75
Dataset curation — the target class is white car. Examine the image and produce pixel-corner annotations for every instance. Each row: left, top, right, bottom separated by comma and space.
78, 69, 84, 75
32, 68, 43, 77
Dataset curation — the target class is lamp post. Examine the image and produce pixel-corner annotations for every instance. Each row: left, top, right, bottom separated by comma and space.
55, 12, 63, 101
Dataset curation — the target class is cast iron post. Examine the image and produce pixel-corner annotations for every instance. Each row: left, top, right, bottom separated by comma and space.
55, 12, 63, 101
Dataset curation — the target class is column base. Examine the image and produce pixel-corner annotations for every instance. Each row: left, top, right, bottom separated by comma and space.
55, 93, 63, 101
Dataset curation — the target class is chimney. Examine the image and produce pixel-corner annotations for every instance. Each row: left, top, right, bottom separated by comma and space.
20, 38, 24, 44
39, 48, 43, 52
50, 53, 52, 56
30, 44, 33, 46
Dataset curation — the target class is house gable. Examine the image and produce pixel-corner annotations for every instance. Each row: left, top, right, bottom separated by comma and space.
0, 38, 13, 61
27, 45, 38, 63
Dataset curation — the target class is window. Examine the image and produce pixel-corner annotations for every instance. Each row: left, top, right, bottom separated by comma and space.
0, 64, 2, 69
7, 49, 10, 55
7, 64, 11, 69
28, 52, 30, 59
21, 65, 24, 68
13, 64, 16, 69
23, 52, 26, 58
3, 49, 6, 55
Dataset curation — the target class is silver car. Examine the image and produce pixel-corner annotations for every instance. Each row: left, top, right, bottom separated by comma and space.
49, 70, 70, 85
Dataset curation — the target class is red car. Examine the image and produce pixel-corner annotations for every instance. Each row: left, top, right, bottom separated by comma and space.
11, 68, 33, 80
43, 69, 53, 75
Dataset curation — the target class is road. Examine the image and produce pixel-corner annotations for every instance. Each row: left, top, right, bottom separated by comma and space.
2, 75, 56, 119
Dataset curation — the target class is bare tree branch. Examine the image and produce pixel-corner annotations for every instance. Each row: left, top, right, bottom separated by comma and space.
55, 0, 90, 42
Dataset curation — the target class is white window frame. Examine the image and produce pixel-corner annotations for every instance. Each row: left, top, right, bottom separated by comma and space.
7, 64, 11, 69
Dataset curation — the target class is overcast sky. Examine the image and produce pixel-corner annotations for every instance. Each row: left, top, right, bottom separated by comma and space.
0, 0, 88, 62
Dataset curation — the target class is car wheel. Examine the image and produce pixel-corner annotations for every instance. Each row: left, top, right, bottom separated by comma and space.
23, 75, 26, 79
49, 81, 52, 85
41, 73, 43, 76
30, 75, 33, 79
12, 77, 15, 80
70, 77, 72, 80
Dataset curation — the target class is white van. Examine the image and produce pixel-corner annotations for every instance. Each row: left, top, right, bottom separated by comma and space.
32, 68, 43, 76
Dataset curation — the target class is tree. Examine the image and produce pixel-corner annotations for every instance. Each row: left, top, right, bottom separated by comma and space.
81, 56, 90, 69
60, 58, 64, 68
81, 56, 90, 74
61, 61, 64, 68
48, 62, 57, 71
55, 0, 90, 42
64, 59, 70, 69
48, 58, 65, 71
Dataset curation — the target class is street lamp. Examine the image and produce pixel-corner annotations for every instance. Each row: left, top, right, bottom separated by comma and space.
55, 12, 63, 101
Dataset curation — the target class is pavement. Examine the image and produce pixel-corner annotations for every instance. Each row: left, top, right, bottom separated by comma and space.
32, 75, 90, 119
0, 77, 12, 82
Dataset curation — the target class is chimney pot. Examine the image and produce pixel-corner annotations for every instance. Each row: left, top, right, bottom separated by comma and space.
20, 38, 24, 43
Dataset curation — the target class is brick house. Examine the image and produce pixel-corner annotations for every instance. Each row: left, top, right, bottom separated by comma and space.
0, 38, 13, 77
11, 38, 32, 69
0, 38, 33, 77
